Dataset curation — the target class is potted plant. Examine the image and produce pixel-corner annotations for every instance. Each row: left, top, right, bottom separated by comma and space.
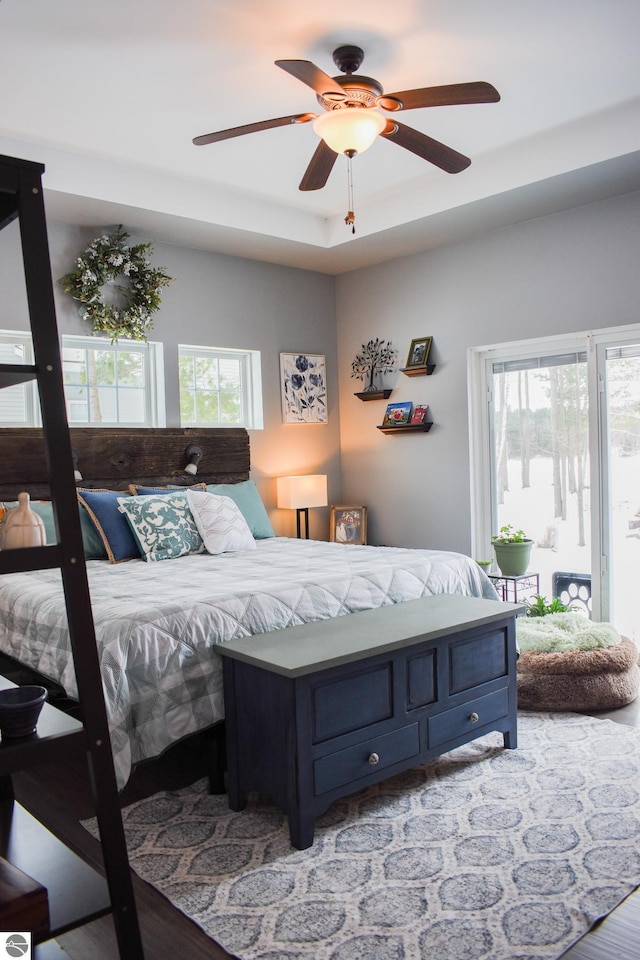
491, 524, 534, 576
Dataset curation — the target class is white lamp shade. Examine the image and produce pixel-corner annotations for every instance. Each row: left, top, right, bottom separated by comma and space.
277, 474, 328, 510
313, 108, 386, 155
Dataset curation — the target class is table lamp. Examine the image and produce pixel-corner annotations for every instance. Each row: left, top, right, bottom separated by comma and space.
276, 474, 328, 539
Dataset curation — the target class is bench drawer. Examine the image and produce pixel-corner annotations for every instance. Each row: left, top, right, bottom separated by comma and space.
429, 687, 509, 747
314, 723, 420, 795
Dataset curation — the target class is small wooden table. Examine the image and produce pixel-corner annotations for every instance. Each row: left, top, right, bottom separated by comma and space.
220, 594, 522, 849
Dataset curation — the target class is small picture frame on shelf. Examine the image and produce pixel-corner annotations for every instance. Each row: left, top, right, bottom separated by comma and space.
330, 505, 367, 545
405, 336, 433, 369
410, 404, 429, 425
382, 400, 413, 427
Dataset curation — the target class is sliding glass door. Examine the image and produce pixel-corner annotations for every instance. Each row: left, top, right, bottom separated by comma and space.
489, 351, 590, 606
470, 324, 640, 642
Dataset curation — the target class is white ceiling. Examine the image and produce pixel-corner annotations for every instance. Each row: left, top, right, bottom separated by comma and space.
1, 0, 639, 273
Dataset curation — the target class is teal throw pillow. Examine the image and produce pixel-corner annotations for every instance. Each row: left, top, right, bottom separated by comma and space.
118, 492, 204, 562
2, 499, 107, 560
205, 480, 274, 539
79, 508, 109, 559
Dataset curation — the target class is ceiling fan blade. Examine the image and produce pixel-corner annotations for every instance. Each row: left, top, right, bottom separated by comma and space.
276, 59, 347, 101
193, 113, 315, 146
381, 120, 471, 173
299, 140, 339, 191
381, 81, 500, 111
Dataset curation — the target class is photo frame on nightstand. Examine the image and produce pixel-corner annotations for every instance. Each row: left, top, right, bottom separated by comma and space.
330, 505, 367, 545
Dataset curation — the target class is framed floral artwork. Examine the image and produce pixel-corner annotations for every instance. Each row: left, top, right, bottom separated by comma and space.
280, 353, 327, 424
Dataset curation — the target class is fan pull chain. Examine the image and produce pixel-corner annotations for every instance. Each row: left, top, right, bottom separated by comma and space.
345, 154, 355, 234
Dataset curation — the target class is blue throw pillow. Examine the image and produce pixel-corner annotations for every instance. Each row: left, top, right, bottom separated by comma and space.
77, 490, 141, 563
205, 480, 275, 539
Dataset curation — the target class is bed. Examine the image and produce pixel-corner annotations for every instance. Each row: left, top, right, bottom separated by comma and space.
0, 427, 498, 790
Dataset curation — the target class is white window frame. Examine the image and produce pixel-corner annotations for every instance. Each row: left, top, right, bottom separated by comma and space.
61, 335, 165, 428
0, 329, 40, 426
178, 344, 263, 429
468, 322, 640, 625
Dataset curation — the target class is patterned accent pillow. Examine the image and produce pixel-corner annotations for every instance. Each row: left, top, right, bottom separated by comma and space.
187, 489, 256, 555
119, 492, 204, 562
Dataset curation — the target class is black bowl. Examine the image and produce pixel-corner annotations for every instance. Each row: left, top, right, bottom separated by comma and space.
0, 685, 47, 738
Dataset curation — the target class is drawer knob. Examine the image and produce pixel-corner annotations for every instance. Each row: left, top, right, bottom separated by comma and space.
469, 712, 479, 723
368, 752, 380, 765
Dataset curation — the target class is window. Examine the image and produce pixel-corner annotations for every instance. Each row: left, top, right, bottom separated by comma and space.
0, 332, 164, 427
62, 336, 164, 427
0, 330, 39, 425
178, 344, 263, 429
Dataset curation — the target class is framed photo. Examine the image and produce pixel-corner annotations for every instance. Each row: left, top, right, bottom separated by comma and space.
405, 336, 433, 369
382, 400, 413, 427
280, 353, 327, 424
330, 505, 367, 545
411, 404, 429, 424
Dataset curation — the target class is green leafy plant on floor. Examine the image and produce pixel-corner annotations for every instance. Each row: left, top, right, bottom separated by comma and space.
525, 594, 572, 617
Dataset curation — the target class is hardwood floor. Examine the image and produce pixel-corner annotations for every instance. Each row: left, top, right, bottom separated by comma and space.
12, 702, 640, 960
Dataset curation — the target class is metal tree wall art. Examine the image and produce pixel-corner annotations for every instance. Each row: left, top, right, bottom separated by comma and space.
351, 339, 396, 392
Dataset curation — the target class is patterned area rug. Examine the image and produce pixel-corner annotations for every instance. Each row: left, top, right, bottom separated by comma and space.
88, 712, 640, 960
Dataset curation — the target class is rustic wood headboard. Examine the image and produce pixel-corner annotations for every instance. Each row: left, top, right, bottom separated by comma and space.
0, 427, 250, 501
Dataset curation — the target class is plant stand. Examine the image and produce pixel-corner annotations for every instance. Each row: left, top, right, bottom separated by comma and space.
488, 573, 540, 603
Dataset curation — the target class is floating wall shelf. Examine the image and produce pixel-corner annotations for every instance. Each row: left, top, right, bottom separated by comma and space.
377, 422, 433, 435
355, 389, 392, 401
400, 365, 436, 377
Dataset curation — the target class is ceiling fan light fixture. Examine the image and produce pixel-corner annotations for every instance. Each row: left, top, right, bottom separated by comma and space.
313, 107, 386, 156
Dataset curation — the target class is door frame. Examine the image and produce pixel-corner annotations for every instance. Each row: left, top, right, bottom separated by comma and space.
468, 322, 640, 624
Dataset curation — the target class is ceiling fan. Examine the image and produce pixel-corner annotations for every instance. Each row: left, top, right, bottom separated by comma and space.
193, 44, 500, 192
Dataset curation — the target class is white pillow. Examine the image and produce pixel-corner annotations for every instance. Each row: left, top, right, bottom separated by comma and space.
187, 489, 256, 555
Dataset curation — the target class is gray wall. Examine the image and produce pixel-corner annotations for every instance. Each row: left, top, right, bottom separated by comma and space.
3, 190, 639, 550
335, 191, 640, 553
0, 219, 339, 540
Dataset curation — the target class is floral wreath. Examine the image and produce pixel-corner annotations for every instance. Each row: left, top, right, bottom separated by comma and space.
59, 225, 173, 341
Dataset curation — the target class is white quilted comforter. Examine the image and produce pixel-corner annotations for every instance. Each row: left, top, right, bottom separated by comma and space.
0, 538, 497, 788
